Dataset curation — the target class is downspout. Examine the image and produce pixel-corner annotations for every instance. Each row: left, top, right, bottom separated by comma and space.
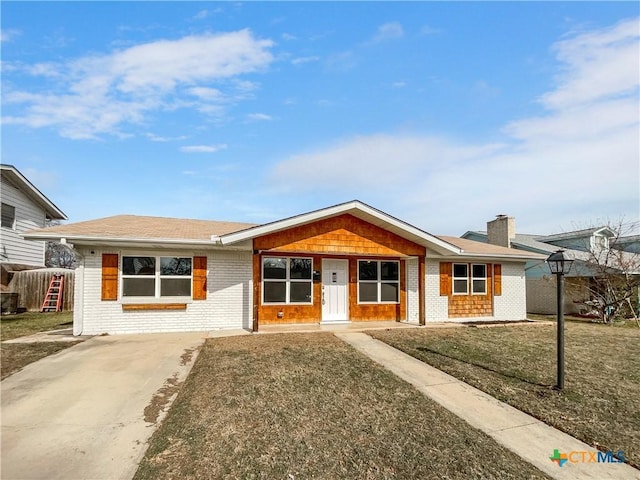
73, 248, 85, 336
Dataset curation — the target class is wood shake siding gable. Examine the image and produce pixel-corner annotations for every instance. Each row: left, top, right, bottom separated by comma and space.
253, 214, 425, 256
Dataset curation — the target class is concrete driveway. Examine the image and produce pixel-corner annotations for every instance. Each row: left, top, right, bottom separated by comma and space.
1, 331, 206, 480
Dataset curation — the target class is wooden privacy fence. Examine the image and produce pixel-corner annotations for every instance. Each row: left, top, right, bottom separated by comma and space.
8, 268, 74, 312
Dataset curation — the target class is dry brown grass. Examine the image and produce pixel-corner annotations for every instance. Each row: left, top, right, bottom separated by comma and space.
370, 322, 640, 468
0, 311, 73, 341
1, 342, 80, 380
135, 333, 550, 480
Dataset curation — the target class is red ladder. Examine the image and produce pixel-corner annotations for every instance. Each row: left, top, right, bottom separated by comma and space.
41, 274, 64, 312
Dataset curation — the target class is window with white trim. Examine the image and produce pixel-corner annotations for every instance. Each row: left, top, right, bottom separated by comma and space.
122, 256, 192, 298
472, 264, 487, 294
453, 263, 468, 295
262, 257, 312, 304
453, 263, 487, 295
358, 260, 399, 303
1, 203, 15, 229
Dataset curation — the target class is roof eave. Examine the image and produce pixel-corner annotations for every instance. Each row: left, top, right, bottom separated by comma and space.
1, 164, 67, 220
22, 232, 226, 249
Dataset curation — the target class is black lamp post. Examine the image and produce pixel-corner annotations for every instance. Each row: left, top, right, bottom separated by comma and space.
546, 249, 574, 390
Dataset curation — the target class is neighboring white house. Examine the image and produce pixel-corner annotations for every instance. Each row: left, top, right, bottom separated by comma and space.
25, 200, 545, 335
0, 164, 67, 285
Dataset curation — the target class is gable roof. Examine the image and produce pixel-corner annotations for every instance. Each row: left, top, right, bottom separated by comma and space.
24, 200, 543, 260
0, 164, 67, 220
219, 200, 461, 255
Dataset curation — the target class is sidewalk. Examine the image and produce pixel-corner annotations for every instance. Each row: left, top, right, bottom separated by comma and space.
335, 332, 639, 480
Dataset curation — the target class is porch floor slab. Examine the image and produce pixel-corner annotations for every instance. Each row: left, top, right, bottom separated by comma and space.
257, 321, 423, 334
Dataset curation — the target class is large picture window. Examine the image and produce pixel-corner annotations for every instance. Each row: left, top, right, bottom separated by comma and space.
453, 263, 487, 295
358, 260, 399, 303
263, 257, 312, 304
122, 256, 192, 298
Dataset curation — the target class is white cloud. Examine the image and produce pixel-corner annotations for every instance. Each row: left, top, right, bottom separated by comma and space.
1, 29, 21, 42
270, 18, 640, 233
291, 56, 320, 65
180, 144, 228, 153
368, 22, 404, 44
3, 30, 274, 139
246, 113, 273, 121
145, 133, 188, 142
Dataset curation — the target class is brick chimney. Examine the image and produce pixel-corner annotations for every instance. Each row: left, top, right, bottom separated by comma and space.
487, 214, 515, 248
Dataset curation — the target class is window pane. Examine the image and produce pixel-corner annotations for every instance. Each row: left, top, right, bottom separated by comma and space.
453, 264, 468, 278
359, 282, 378, 302
263, 258, 287, 279
359, 261, 378, 281
123, 257, 155, 275
381, 262, 399, 281
161, 257, 192, 276
1, 203, 15, 228
123, 278, 155, 296
290, 282, 312, 303
381, 282, 399, 302
264, 282, 286, 303
472, 264, 486, 278
453, 279, 468, 294
161, 278, 191, 296
472, 279, 486, 294
290, 258, 312, 279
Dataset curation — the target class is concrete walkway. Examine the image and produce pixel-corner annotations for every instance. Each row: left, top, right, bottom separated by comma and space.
336, 332, 639, 480
1, 331, 206, 480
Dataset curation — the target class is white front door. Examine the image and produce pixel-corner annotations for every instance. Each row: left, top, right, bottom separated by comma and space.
322, 259, 349, 322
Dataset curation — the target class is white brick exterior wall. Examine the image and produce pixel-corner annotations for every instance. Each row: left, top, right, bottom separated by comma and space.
493, 262, 527, 320
424, 259, 528, 322
425, 259, 448, 322
74, 247, 252, 335
406, 258, 419, 323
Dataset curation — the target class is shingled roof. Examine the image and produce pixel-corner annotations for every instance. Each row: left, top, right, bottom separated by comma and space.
25, 215, 256, 242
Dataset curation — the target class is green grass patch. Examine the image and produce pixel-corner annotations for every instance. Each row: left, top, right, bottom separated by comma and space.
370, 322, 640, 468
1, 342, 80, 380
135, 333, 549, 480
0, 311, 73, 340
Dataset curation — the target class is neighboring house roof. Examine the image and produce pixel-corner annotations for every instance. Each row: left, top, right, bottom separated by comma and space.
24, 200, 543, 261
0, 164, 67, 220
437, 236, 546, 260
537, 226, 615, 243
462, 230, 559, 255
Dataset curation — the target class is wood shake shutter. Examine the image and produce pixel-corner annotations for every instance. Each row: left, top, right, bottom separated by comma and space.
101, 254, 119, 301
193, 256, 207, 300
440, 262, 452, 296
493, 264, 502, 296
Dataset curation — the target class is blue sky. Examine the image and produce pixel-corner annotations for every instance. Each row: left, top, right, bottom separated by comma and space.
2, 1, 639, 236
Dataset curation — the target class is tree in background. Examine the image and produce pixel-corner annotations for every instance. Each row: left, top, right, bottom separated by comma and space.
44, 220, 78, 269
568, 219, 640, 325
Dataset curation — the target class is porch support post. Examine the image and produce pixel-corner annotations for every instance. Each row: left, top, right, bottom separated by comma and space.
418, 255, 426, 325
252, 249, 260, 332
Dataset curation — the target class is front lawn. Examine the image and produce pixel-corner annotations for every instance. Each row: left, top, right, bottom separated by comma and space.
370, 322, 640, 468
135, 333, 550, 480
1, 311, 77, 380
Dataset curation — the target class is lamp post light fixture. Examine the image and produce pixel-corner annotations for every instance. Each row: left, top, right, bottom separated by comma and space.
546, 249, 574, 390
